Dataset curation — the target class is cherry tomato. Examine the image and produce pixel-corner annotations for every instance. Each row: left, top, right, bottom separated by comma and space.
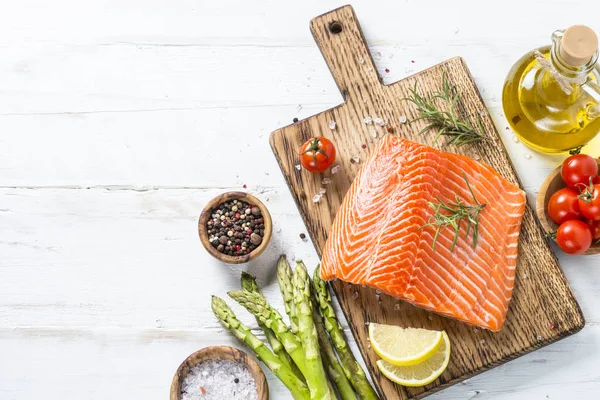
299, 137, 336, 173
578, 183, 600, 221
547, 187, 582, 224
555, 220, 592, 254
587, 220, 600, 241
561, 154, 598, 189
593, 176, 600, 185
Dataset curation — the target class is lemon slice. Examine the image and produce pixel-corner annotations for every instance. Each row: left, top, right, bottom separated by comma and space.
377, 331, 451, 387
369, 323, 443, 366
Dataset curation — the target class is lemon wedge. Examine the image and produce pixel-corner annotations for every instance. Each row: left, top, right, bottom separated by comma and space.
376, 331, 451, 387
369, 323, 443, 366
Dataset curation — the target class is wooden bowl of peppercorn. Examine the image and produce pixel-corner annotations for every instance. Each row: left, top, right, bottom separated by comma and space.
199, 192, 272, 264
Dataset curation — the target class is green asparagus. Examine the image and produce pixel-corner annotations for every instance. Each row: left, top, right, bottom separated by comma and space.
211, 296, 310, 400
313, 266, 380, 400
309, 282, 358, 400
228, 289, 306, 372
293, 261, 333, 400
241, 272, 304, 382
277, 255, 299, 333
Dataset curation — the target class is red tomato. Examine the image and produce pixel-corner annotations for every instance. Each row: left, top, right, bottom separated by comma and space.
578, 184, 600, 221
299, 137, 336, 173
587, 220, 600, 241
556, 220, 592, 254
593, 176, 600, 185
547, 187, 582, 224
561, 154, 598, 189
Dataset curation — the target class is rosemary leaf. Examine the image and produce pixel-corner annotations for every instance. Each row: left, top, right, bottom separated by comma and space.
403, 73, 489, 147
420, 173, 486, 252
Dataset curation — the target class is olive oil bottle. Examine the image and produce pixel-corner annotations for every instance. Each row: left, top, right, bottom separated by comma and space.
502, 25, 600, 153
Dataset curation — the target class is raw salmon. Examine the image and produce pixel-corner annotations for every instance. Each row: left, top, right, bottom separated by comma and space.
320, 136, 526, 331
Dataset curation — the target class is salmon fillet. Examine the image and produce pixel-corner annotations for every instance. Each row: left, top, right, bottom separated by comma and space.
320, 136, 526, 331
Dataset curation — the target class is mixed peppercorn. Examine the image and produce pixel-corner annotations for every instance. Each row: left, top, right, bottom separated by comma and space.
207, 199, 265, 256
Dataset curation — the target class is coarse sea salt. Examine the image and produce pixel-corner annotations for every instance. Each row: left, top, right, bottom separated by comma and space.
181, 358, 257, 400
363, 116, 373, 125
329, 120, 337, 130
399, 115, 407, 124
331, 165, 342, 174
322, 177, 332, 185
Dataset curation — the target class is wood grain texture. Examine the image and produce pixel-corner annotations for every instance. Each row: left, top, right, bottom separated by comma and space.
270, 5, 585, 399
170, 345, 268, 400
536, 161, 600, 256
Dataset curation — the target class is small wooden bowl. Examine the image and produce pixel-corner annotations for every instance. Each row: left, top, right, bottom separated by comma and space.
199, 191, 272, 264
536, 161, 600, 255
170, 346, 268, 400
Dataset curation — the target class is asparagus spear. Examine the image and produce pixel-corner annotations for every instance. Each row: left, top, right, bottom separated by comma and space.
241, 272, 304, 382
277, 255, 299, 333
228, 289, 306, 372
313, 267, 380, 400
309, 282, 358, 400
293, 261, 333, 400
211, 296, 310, 400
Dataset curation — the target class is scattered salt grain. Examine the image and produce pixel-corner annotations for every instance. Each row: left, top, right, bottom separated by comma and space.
297, 104, 303, 111
480, 339, 486, 345
454, 27, 460, 34
375, 294, 380, 302
319, 188, 327, 195
473, 153, 481, 161
359, 57, 365, 64
331, 165, 342, 174
312, 194, 322, 203
181, 358, 257, 400
399, 115, 408, 124
394, 304, 401, 311
350, 156, 360, 164
367, 343, 371, 349
512, 135, 519, 143
367, 67, 373, 71
295, 164, 301, 171
405, 67, 414, 74
375, 290, 381, 295
370, 130, 377, 138
525, 154, 532, 159
428, 314, 433, 320
322, 177, 332, 185
347, 284, 352, 290
373, 117, 385, 126
363, 116, 373, 125
523, 273, 527, 279
473, 328, 478, 334
365, 321, 370, 326
537, 335, 543, 341
329, 120, 337, 130
352, 291, 359, 299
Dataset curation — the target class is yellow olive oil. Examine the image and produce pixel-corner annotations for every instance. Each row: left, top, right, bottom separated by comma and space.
502, 27, 600, 154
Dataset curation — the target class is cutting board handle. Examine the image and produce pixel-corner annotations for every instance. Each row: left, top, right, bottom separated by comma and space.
310, 5, 383, 104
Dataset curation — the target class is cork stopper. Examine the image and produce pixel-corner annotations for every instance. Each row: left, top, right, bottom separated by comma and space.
560, 25, 598, 66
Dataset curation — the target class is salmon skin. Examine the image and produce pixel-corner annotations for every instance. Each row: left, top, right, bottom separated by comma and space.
320, 136, 526, 332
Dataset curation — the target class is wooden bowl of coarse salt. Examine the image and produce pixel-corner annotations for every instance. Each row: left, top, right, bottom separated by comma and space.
170, 346, 268, 400
199, 192, 273, 264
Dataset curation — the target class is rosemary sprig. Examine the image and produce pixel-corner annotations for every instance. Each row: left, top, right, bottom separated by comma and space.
421, 173, 487, 251
404, 73, 488, 147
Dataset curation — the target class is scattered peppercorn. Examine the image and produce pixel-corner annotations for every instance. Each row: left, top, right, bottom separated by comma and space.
387, 126, 395, 133
234, 378, 240, 384
293, 117, 299, 123
385, 68, 390, 73
207, 199, 264, 256
361, 144, 367, 149
299, 233, 306, 240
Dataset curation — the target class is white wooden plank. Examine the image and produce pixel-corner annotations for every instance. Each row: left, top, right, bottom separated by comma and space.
1, 324, 599, 400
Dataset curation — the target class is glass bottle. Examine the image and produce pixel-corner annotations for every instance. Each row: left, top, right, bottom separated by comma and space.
502, 25, 600, 153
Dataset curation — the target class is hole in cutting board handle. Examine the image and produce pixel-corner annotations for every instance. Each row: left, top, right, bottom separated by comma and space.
329, 21, 343, 34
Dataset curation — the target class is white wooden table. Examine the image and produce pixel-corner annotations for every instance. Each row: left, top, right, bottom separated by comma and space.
1, 1, 599, 399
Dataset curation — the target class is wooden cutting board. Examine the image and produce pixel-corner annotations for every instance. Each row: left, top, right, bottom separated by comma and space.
269, 5, 584, 399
